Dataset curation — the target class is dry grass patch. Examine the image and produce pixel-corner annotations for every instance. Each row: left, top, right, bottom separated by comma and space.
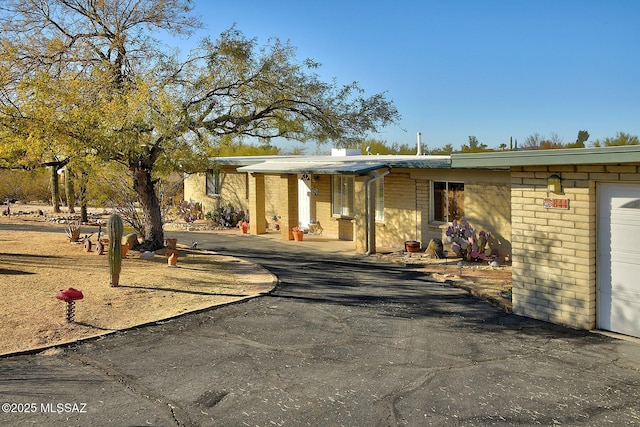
0, 219, 273, 355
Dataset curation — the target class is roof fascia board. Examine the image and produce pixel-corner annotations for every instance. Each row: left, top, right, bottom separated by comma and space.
451, 146, 640, 168
237, 161, 389, 175
211, 154, 453, 170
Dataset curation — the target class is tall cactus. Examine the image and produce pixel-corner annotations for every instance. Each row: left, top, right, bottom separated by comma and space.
108, 213, 123, 287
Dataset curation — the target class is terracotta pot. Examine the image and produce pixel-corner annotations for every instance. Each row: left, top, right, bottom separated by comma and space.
165, 248, 178, 259
121, 243, 129, 257
293, 230, 304, 241
168, 252, 177, 266
241, 222, 248, 234
165, 238, 177, 249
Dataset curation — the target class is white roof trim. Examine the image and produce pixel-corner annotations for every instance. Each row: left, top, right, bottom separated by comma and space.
237, 161, 388, 174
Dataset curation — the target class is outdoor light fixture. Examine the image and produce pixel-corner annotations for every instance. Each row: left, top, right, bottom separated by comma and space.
547, 174, 562, 193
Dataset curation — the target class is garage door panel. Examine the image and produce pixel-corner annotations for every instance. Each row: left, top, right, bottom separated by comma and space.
610, 285, 640, 300
610, 252, 640, 266
598, 183, 640, 338
609, 280, 640, 299
610, 298, 640, 337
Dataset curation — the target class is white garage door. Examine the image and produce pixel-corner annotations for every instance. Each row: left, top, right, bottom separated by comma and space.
597, 183, 640, 338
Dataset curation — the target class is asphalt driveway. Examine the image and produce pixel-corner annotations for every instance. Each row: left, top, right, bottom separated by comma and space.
1, 230, 639, 426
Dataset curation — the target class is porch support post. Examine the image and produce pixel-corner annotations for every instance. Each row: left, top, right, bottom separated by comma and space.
279, 174, 298, 240
248, 173, 266, 234
354, 176, 369, 254
415, 178, 429, 246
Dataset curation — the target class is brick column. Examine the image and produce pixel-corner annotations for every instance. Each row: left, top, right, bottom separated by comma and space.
354, 176, 369, 254
415, 178, 429, 247
248, 173, 266, 234
278, 174, 298, 240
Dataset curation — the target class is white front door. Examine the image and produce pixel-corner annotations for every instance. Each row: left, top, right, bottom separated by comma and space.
597, 183, 640, 338
298, 175, 311, 229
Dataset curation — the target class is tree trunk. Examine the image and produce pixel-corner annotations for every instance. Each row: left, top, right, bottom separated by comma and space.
50, 166, 61, 213
65, 168, 75, 214
133, 167, 164, 250
80, 204, 88, 223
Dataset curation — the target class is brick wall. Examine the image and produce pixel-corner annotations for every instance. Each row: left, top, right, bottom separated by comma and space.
183, 168, 248, 215
511, 165, 597, 329
375, 173, 418, 248
219, 170, 248, 211
464, 182, 512, 259
186, 167, 511, 255
376, 170, 511, 253
183, 172, 205, 207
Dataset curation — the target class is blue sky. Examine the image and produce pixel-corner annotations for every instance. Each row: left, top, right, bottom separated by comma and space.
180, 0, 640, 152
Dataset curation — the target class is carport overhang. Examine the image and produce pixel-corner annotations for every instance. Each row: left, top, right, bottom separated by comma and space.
237, 160, 389, 175
238, 160, 390, 252
215, 154, 453, 175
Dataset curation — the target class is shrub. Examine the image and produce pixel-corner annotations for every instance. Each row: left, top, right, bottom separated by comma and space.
446, 218, 498, 262
177, 200, 203, 224
205, 204, 247, 228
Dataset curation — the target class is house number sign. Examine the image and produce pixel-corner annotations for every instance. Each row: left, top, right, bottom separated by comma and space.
543, 198, 569, 209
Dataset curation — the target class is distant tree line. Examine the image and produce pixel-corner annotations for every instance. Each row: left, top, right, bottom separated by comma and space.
349, 130, 639, 155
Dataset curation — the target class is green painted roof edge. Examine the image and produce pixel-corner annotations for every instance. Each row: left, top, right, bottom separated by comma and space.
451, 145, 640, 168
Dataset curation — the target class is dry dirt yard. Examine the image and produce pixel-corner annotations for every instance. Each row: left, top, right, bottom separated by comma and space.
0, 210, 274, 356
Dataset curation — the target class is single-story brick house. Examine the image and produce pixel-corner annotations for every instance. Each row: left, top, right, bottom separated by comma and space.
184, 145, 640, 338
183, 149, 512, 258
451, 145, 640, 339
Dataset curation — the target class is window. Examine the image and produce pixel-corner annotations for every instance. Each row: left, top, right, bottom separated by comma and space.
332, 175, 354, 217
206, 170, 220, 196
433, 181, 464, 222
374, 178, 384, 222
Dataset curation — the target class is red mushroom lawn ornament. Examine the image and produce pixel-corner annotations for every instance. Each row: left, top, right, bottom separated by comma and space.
55, 288, 84, 323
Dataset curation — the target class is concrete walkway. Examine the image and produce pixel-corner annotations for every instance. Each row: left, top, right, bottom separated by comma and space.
1, 230, 640, 426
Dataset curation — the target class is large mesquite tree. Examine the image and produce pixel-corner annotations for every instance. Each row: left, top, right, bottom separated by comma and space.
0, 0, 399, 250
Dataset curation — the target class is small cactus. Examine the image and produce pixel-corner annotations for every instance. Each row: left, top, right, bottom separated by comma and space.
108, 214, 123, 287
